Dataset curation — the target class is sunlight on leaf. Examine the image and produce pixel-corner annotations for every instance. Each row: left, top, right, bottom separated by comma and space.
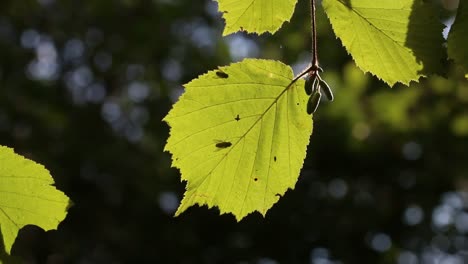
448, 0, 468, 73
0, 146, 70, 254
217, 0, 298, 36
164, 59, 313, 221
322, 0, 445, 86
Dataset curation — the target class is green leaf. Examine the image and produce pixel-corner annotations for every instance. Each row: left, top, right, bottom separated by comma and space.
322, 0, 445, 86
217, 0, 298, 36
164, 59, 313, 221
0, 146, 70, 254
448, 1, 468, 72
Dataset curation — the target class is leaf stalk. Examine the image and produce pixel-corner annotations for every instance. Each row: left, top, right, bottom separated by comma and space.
311, 0, 319, 70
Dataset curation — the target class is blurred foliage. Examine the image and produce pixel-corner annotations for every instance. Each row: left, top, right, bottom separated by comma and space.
0, 0, 467, 263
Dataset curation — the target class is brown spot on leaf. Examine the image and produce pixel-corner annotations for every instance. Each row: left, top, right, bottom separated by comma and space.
215, 141, 232, 148
216, 70, 229, 78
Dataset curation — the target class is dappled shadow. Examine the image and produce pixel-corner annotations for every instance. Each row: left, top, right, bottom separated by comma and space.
406, 1, 448, 77
333, 0, 352, 8
333, 0, 447, 78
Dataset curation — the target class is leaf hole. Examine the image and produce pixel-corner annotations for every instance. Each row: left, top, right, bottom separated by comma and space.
235, 114, 240, 121
254, 178, 258, 182
274, 156, 277, 162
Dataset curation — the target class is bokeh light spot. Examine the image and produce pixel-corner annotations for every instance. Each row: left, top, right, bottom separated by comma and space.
328, 178, 348, 199
370, 233, 392, 252
158, 192, 179, 215
402, 141, 422, 161
403, 205, 424, 226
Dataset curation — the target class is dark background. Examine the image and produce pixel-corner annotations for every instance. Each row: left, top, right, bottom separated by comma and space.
1, 0, 467, 263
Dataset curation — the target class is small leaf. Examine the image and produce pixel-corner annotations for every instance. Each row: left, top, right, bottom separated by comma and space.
164, 59, 313, 221
448, 0, 468, 72
217, 0, 298, 36
322, 0, 445, 86
0, 146, 70, 254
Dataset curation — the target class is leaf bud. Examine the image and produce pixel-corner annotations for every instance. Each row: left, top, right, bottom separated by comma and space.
319, 79, 334, 101
307, 91, 322, 115
304, 72, 317, 95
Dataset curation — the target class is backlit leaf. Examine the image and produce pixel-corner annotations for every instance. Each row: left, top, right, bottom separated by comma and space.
0, 146, 70, 254
217, 0, 297, 36
322, 0, 445, 86
164, 59, 313, 221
